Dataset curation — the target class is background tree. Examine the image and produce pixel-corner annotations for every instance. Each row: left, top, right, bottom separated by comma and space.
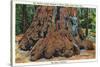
77, 8, 96, 41
16, 4, 35, 35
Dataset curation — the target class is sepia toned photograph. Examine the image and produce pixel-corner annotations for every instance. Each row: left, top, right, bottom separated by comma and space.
11, 1, 97, 66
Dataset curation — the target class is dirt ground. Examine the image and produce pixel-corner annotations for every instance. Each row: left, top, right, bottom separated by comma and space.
15, 45, 95, 63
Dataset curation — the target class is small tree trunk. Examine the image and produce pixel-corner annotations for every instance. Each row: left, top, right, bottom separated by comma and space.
22, 5, 29, 33
85, 8, 89, 37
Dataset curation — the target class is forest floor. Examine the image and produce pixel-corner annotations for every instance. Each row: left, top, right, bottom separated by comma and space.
15, 34, 96, 63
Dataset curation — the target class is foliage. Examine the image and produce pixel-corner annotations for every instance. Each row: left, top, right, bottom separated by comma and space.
77, 8, 96, 32
16, 4, 35, 35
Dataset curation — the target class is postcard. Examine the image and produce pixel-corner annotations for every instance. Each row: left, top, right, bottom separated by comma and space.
11, 0, 97, 66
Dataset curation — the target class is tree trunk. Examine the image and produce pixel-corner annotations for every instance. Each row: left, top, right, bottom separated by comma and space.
85, 8, 89, 37
22, 5, 29, 33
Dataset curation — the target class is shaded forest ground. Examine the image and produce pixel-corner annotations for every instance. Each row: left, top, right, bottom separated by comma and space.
15, 34, 95, 63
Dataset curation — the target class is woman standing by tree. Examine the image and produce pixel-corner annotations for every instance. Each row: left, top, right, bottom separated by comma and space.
70, 8, 79, 37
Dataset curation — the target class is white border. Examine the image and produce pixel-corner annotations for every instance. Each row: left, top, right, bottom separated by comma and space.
11, 0, 98, 66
